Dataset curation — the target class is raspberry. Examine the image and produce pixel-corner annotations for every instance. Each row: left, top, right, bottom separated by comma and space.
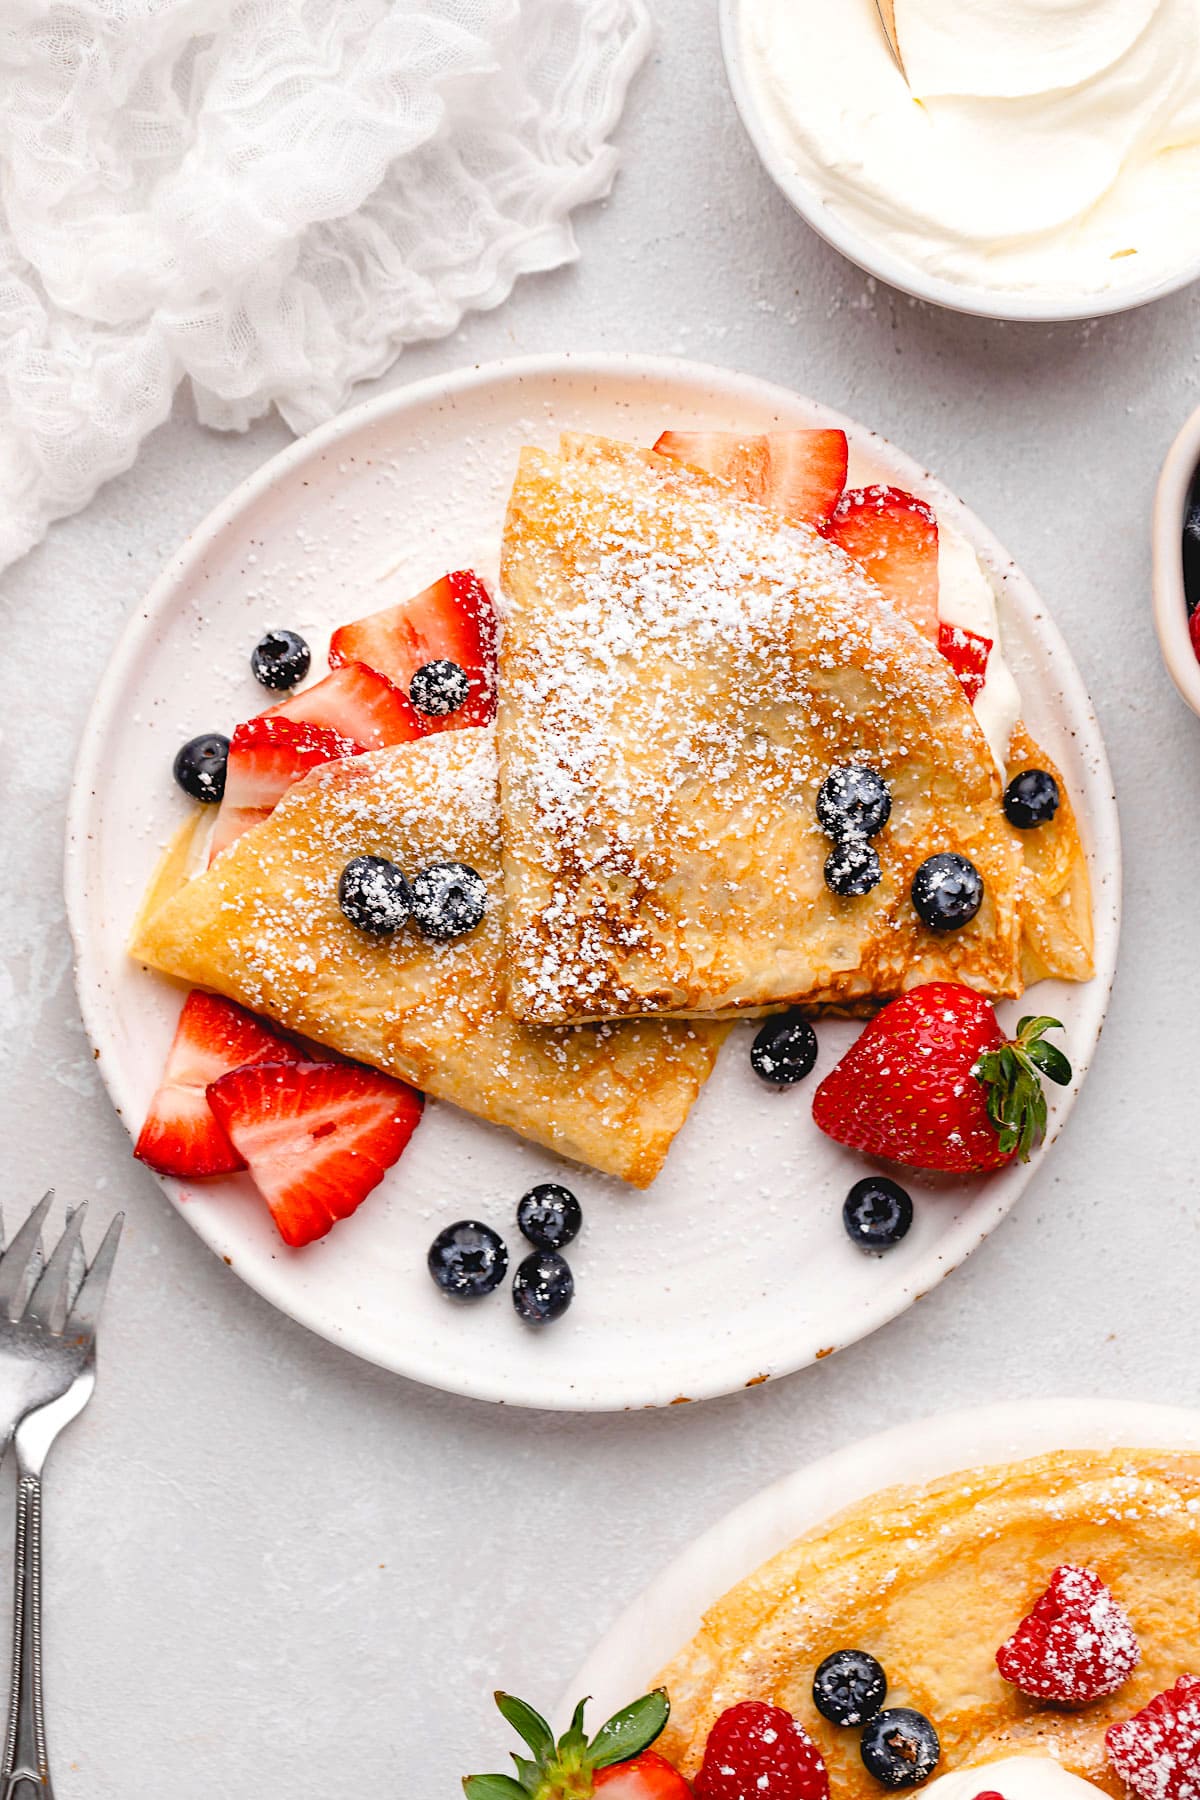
995, 1565, 1140, 1704
1107, 1675, 1200, 1800
695, 1702, 829, 1800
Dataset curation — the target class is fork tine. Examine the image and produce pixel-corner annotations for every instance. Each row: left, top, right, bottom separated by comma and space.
64, 1212, 123, 1342
0, 1192, 55, 1321
24, 1204, 89, 1333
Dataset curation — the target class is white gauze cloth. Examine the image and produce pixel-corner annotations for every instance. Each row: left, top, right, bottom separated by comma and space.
0, 0, 650, 572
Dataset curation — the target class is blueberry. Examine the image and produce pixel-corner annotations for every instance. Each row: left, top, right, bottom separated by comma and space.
410, 659, 470, 717
825, 837, 882, 898
427, 1220, 508, 1299
860, 1710, 940, 1789
911, 852, 983, 932
513, 1250, 574, 1326
338, 856, 411, 935
517, 1183, 582, 1251
1003, 769, 1059, 830
843, 1179, 913, 1253
1185, 489, 1200, 615
817, 766, 892, 840
250, 628, 311, 691
813, 1650, 888, 1727
750, 1013, 818, 1086
173, 732, 230, 803
409, 861, 488, 940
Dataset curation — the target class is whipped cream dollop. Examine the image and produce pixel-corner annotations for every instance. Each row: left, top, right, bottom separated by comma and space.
740, 0, 1200, 298
920, 1755, 1108, 1800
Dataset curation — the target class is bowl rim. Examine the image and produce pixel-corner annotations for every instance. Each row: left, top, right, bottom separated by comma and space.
718, 0, 1200, 325
1152, 401, 1200, 717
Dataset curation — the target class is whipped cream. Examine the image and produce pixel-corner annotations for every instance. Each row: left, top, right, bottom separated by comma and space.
740, 0, 1200, 298
920, 1756, 1107, 1800
938, 525, 1021, 772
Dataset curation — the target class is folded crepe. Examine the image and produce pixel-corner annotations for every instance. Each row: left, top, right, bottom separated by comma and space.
497, 433, 1091, 1025
654, 1448, 1200, 1794
130, 728, 725, 1188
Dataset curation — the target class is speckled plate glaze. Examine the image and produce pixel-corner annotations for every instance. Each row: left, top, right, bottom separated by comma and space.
65, 354, 1120, 1412
564, 1397, 1200, 1724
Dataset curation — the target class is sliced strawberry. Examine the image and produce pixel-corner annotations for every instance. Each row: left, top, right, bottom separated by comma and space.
595, 1751, 692, 1798
996, 1565, 1140, 1706
206, 1061, 424, 1247
1107, 1675, 1200, 1800
826, 485, 940, 641
210, 715, 354, 859
1189, 606, 1200, 666
939, 620, 992, 704
762, 430, 848, 525
267, 660, 424, 750
653, 429, 848, 528
329, 569, 498, 730
135, 991, 307, 1179
695, 1702, 828, 1800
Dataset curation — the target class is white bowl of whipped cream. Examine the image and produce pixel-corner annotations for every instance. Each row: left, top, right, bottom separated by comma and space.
723, 0, 1200, 321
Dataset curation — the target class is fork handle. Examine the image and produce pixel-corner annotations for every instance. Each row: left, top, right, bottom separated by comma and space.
2, 1473, 51, 1799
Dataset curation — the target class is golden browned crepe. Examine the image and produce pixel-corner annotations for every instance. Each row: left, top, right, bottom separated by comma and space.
130, 728, 725, 1187
655, 1448, 1200, 1794
497, 434, 1088, 1027
1011, 725, 1095, 988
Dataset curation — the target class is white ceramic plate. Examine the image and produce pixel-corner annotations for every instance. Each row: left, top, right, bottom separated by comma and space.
65, 353, 1120, 1412
565, 1396, 1200, 1724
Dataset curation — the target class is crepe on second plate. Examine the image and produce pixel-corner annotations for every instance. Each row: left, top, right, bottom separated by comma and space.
654, 1447, 1200, 1795
498, 434, 1082, 1026
129, 728, 725, 1188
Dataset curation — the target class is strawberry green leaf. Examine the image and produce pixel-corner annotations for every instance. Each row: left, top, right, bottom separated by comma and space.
494, 1693, 555, 1764
589, 1689, 671, 1770
464, 1776, 529, 1800
1024, 1039, 1071, 1085
557, 1697, 590, 1763
976, 1014, 1069, 1163
1016, 1014, 1062, 1040
510, 1755, 541, 1792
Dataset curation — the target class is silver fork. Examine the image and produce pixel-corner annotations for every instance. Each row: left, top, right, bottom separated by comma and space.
0, 1196, 122, 1800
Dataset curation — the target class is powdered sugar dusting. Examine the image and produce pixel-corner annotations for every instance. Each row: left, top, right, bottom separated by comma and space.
498, 436, 1017, 1024
996, 1564, 1140, 1704
1108, 1675, 1200, 1800
139, 726, 724, 1186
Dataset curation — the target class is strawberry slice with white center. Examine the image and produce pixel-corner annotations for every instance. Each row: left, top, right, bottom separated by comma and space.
939, 620, 993, 703
653, 428, 849, 528
209, 715, 355, 859
206, 1060, 424, 1247
826, 484, 940, 641
267, 660, 424, 749
134, 991, 307, 1179
329, 569, 498, 731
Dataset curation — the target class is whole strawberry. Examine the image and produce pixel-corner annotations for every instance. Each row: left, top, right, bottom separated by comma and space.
1107, 1674, 1200, 1800
695, 1701, 829, 1800
464, 1688, 691, 1799
812, 983, 1071, 1174
996, 1564, 1140, 1705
